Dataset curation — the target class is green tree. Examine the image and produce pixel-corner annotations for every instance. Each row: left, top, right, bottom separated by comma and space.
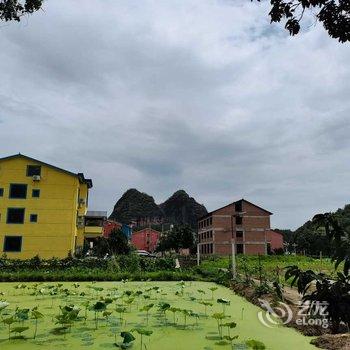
157, 224, 195, 253
0, 0, 42, 21
285, 212, 350, 333
108, 229, 131, 255
255, 0, 350, 43
92, 229, 131, 257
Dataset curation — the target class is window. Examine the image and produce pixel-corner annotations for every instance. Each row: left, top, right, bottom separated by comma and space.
32, 189, 40, 198
27, 165, 41, 177
9, 184, 27, 199
236, 244, 244, 254
236, 216, 242, 225
30, 214, 38, 223
0, 188, 3, 197
235, 201, 243, 212
209, 217, 212, 225
236, 230, 243, 238
3, 236, 22, 252
7, 208, 25, 224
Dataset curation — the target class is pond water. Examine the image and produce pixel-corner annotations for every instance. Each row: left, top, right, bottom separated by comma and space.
0, 281, 316, 350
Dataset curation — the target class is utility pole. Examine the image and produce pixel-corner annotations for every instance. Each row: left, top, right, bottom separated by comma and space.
230, 214, 237, 279
197, 244, 200, 266
231, 240, 236, 279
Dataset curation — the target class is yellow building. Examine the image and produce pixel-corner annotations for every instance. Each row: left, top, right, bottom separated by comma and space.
0, 154, 93, 259
84, 210, 107, 247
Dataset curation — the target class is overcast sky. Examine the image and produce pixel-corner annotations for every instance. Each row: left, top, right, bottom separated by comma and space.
0, 0, 349, 229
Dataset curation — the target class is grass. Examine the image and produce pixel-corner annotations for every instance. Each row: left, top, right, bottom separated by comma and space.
199, 255, 339, 284
0, 281, 317, 350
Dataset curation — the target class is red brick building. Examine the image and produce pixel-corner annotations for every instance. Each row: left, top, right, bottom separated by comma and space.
131, 228, 160, 252
266, 230, 284, 252
103, 220, 122, 238
197, 199, 275, 256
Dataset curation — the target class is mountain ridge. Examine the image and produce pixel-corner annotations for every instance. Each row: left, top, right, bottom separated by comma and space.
109, 188, 207, 228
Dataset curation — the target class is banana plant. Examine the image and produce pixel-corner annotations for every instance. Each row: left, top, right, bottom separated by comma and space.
132, 327, 153, 350
31, 307, 44, 339
140, 303, 154, 325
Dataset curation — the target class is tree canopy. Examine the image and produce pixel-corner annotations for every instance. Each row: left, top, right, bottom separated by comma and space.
156, 225, 196, 253
280, 204, 350, 256
257, 0, 350, 42
0, 0, 42, 21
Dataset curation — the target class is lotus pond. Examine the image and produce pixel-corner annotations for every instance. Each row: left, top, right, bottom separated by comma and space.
0, 281, 316, 350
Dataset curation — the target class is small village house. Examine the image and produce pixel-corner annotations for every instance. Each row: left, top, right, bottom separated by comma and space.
131, 227, 160, 252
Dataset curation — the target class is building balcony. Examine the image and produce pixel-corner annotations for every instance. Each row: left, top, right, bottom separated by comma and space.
84, 226, 103, 237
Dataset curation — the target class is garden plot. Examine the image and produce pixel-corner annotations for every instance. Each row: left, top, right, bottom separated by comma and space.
0, 281, 316, 350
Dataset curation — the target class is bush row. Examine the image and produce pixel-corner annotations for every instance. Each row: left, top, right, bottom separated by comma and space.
0, 254, 177, 272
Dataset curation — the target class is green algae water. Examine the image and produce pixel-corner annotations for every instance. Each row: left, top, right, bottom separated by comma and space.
0, 281, 316, 350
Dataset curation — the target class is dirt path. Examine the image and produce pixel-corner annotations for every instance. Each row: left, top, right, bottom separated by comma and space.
283, 284, 302, 305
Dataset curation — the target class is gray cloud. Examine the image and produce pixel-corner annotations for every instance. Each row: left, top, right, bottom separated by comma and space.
0, 0, 349, 229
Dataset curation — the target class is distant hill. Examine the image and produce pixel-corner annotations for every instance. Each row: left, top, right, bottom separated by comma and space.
159, 190, 207, 228
109, 189, 207, 229
109, 189, 163, 225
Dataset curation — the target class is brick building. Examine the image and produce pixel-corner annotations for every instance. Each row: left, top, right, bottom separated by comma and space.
103, 220, 122, 238
131, 228, 160, 252
197, 199, 274, 256
266, 230, 284, 252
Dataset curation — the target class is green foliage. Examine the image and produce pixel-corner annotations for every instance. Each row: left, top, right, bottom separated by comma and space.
0, 301, 9, 312
245, 339, 266, 350
157, 224, 196, 252
92, 229, 131, 257
255, 0, 350, 43
11, 326, 29, 335
0, 0, 43, 22
115, 331, 135, 348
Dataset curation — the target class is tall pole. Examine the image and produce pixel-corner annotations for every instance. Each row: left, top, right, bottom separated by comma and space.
197, 244, 200, 266
231, 241, 236, 279
231, 215, 236, 279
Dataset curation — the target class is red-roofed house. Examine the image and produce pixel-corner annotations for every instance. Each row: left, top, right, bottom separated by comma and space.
131, 228, 160, 252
